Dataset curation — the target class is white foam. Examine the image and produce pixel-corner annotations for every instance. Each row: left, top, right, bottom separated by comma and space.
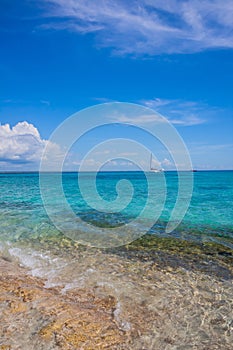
8, 246, 67, 285
96, 281, 131, 331
114, 301, 131, 331
7, 245, 99, 293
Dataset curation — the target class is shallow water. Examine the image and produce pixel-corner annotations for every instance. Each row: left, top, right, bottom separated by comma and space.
1, 237, 232, 349
0, 171, 233, 349
0, 171, 232, 244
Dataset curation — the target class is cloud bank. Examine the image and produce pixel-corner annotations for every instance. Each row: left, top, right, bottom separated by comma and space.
41, 0, 233, 55
0, 122, 46, 164
0, 122, 64, 170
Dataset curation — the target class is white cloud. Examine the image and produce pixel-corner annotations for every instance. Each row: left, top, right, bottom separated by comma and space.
0, 122, 46, 163
169, 115, 206, 126
143, 98, 177, 108
92, 97, 118, 103
115, 113, 166, 125
142, 97, 208, 126
0, 122, 63, 169
161, 158, 173, 167
41, 0, 233, 55
40, 100, 50, 106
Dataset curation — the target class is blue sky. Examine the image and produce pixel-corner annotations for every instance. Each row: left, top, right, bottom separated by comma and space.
0, 0, 233, 170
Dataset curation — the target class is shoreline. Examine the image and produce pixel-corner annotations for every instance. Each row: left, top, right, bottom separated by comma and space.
1, 235, 233, 349
0, 258, 129, 350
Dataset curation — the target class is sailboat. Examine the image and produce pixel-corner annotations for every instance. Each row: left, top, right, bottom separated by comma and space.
150, 153, 164, 173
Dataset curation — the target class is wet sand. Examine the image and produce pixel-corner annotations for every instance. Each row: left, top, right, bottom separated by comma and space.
0, 236, 233, 349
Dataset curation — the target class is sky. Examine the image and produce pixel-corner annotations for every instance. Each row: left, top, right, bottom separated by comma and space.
0, 0, 233, 171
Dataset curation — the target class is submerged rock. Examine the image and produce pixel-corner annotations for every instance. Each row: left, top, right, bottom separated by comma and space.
0, 240, 232, 350
0, 259, 130, 349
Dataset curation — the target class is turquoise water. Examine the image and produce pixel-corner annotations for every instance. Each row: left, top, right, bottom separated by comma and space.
1, 171, 232, 350
0, 171, 232, 246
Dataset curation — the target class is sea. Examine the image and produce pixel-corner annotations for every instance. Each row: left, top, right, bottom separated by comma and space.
0, 170, 233, 349
0, 170, 232, 246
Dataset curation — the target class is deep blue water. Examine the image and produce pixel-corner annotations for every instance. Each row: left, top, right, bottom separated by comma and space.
0, 171, 232, 246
